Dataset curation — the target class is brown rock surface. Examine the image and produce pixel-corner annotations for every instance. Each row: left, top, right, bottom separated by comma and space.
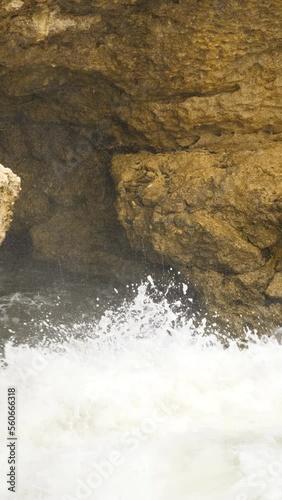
0, 119, 144, 280
112, 141, 282, 332
265, 273, 282, 300
0, 0, 281, 149
0, 164, 20, 245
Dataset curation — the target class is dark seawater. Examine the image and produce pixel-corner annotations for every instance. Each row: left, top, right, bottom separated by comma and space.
0, 243, 126, 348
1, 243, 282, 500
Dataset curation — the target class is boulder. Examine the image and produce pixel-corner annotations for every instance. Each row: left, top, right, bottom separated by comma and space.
112, 141, 282, 332
0, 164, 20, 245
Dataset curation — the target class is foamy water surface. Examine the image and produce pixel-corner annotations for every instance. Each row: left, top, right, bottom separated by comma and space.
1, 276, 282, 500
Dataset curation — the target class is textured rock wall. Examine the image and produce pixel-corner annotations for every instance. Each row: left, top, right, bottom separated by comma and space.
0, 0, 281, 148
112, 139, 282, 332
0, 164, 20, 245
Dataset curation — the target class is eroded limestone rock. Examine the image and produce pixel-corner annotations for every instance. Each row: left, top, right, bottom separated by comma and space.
112, 141, 282, 332
0, 164, 20, 245
0, 0, 281, 149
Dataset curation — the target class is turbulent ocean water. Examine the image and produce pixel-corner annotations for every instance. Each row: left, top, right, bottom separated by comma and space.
1, 249, 282, 500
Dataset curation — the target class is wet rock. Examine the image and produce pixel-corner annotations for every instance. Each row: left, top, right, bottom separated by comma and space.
0, 164, 20, 245
112, 141, 282, 332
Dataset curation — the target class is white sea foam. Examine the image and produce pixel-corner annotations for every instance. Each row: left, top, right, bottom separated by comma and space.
0, 281, 282, 500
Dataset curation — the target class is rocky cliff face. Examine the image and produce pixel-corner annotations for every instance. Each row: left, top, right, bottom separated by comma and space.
0, 0, 281, 330
0, 0, 281, 148
0, 165, 21, 245
112, 140, 282, 332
